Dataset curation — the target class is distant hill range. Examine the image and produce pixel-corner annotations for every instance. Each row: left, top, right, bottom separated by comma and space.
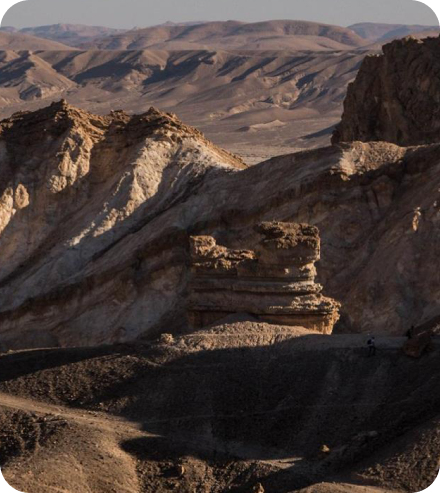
75, 20, 368, 51
0, 30, 75, 50
0, 20, 437, 157
348, 22, 439, 41
0, 24, 124, 47
0, 20, 437, 51
0, 48, 367, 153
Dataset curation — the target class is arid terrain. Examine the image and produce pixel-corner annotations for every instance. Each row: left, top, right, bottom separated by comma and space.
0, 322, 439, 493
0, 21, 438, 161
1, 99, 440, 347
0, 47, 367, 159
0, 20, 438, 493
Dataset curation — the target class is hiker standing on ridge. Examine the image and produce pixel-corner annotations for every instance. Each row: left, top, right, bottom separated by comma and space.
367, 336, 376, 357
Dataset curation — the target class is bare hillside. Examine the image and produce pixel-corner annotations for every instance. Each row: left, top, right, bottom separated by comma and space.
0, 31, 73, 50
349, 22, 439, 41
0, 322, 438, 492
0, 102, 440, 346
0, 51, 75, 100
19, 23, 126, 46
80, 20, 368, 51
0, 48, 367, 158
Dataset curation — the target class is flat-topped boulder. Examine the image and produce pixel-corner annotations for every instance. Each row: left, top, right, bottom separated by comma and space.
188, 222, 340, 333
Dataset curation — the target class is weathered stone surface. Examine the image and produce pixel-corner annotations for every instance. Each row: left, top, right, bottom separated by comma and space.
188, 222, 340, 334
332, 36, 440, 146
1, 100, 440, 347
0, 101, 246, 348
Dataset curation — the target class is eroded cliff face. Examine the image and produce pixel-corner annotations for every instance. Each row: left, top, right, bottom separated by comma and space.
332, 36, 440, 146
1, 103, 440, 347
0, 101, 245, 348
188, 222, 340, 333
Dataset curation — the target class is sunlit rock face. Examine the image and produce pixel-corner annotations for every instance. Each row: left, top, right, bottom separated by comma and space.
1, 97, 440, 349
188, 222, 340, 333
0, 100, 245, 349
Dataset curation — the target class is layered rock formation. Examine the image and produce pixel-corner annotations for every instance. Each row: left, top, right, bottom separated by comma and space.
188, 222, 340, 333
332, 36, 440, 146
1, 99, 440, 347
0, 101, 245, 348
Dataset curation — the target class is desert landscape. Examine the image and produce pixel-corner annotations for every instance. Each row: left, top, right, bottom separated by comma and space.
0, 20, 438, 161
0, 13, 438, 493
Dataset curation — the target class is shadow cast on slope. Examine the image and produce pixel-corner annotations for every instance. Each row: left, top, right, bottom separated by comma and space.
0, 344, 138, 383
107, 335, 440, 490
0, 334, 438, 490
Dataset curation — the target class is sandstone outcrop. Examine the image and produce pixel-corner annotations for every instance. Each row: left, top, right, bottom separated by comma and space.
332, 36, 440, 146
1, 102, 440, 347
188, 222, 340, 333
0, 101, 245, 348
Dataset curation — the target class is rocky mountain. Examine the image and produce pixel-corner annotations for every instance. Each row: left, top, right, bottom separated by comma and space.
333, 36, 440, 146
0, 100, 440, 348
0, 101, 247, 348
79, 20, 368, 51
0, 26, 439, 493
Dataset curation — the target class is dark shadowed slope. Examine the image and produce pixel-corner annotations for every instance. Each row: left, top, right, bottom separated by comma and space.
0, 323, 438, 492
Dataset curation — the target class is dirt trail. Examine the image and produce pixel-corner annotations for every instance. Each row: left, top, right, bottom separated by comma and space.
0, 390, 318, 482
0, 392, 144, 437
0, 392, 148, 493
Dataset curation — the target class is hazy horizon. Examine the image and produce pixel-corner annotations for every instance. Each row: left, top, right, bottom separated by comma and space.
2, 0, 438, 30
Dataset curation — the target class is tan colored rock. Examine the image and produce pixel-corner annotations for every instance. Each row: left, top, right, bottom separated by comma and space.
1, 100, 440, 348
188, 222, 340, 333
159, 333, 175, 345
0, 101, 245, 349
252, 483, 265, 493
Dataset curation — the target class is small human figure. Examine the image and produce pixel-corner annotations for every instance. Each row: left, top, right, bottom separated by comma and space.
406, 325, 415, 339
367, 336, 376, 357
